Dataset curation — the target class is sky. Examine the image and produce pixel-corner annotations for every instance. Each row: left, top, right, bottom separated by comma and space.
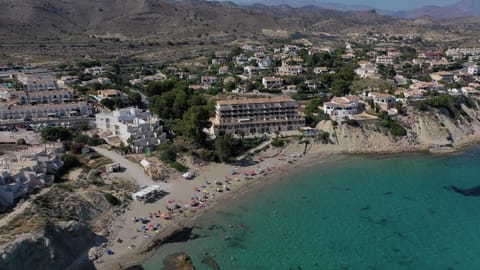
331, 0, 458, 10
232, 0, 461, 10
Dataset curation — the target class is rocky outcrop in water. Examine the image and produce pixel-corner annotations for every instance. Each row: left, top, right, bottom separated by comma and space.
163, 252, 196, 270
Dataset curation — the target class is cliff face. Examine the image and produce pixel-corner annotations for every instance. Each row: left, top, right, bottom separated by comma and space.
319, 106, 480, 153
0, 182, 121, 270
0, 221, 104, 270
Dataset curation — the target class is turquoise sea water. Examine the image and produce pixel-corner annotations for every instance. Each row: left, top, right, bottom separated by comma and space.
144, 147, 480, 270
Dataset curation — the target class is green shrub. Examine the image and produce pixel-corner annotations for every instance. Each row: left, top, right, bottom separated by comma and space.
169, 161, 188, 173
345, 118, 360, 127
271, 138, 285, 147
390, 123, 407, 137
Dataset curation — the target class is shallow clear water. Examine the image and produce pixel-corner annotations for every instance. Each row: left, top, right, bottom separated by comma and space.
144, 147, 480, 270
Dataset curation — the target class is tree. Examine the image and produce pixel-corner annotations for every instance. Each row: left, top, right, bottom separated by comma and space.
149, 89, 189, 119
100, 98, 115, 110
62, 154, 80, 169
215, 134, 241, 162
41, 127, 72, 142
182, 106, 211, 144
128, 92, 142, 106
331, 79, 351, 96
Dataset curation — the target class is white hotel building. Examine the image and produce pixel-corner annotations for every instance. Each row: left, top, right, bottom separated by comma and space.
95, 107, 167, 152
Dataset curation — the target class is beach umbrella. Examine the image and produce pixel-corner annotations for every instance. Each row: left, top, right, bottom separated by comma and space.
105, 249, 114, 255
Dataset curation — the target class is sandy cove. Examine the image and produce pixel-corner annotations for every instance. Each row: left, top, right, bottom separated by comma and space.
94, 128, 480, 270
95, 141, 318, 270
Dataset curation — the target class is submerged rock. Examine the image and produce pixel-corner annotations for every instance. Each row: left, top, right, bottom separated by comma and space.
163, 252, 196, 270
142, 227, 199, 254
446, 185, 480, 196
202, 256, 221, 270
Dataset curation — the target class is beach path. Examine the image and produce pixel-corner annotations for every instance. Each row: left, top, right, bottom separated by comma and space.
93, 147, 155, 187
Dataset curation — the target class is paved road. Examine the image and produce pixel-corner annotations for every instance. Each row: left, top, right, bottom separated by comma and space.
93, 147, 155, 187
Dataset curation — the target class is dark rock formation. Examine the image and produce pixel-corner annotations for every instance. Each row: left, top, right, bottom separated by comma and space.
446, 185, 480, 196
163, 252, 196, 270
0, 221, 106, 270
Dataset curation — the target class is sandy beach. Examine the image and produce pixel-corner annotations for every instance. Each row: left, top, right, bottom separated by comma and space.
93, 130, 480, 270
94, 140, 321, 270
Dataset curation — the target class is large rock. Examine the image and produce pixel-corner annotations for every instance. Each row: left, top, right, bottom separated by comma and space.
163, 252, 196, 270
0, 221, 106, 270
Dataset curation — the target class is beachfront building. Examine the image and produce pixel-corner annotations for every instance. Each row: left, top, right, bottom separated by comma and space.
212, 97, 305, 136
0, 143, 63, 210
0, 102, 92, 120
368, 92, 396, 110
95, 107, 167, 152
323, 96, 360, 119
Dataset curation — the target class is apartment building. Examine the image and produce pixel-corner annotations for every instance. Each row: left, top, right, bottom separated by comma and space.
0, 102, 92, 120
16, 74, 58, 91
95, 107, 167, 152
212, 97, 305, 135
14, 90, 73, 105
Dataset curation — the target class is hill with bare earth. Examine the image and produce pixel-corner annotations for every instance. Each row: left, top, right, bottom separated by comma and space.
0, 0, 467, 44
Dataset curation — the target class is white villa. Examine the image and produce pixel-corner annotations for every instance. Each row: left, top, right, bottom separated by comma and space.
368, 92, 396, 110
323, 96, 359, 119
262, 77, 283, 89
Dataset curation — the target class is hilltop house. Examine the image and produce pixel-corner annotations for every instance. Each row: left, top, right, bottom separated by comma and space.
262, 77, 283, 89
368, 92, 396, 110
275, 65, 304, 76
323, 96, 359, 119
